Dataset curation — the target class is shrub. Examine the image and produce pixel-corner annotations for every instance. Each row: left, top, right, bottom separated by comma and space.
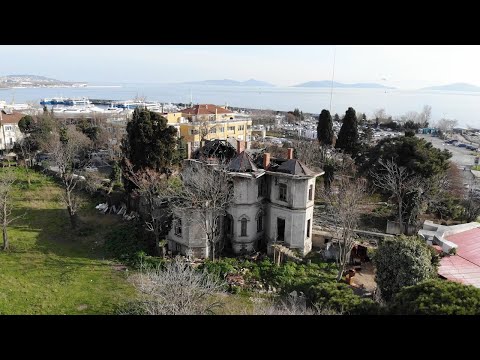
308, 282, 379, 314
389, 279, 480, 315
373, 235, 437, 301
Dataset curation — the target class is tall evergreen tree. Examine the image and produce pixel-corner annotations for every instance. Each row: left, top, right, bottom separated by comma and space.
121, 108, 178, 174
317, 109, 334, 146
335, 107, 359, 155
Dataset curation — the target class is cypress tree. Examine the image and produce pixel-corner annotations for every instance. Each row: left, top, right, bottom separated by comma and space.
317, 109, 334, 146
335, 107, 359, 155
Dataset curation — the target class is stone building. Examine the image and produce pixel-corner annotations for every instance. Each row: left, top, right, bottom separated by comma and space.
167, 140, 324, 259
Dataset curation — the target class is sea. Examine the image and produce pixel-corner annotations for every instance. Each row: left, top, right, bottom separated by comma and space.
1, 83, 480, 128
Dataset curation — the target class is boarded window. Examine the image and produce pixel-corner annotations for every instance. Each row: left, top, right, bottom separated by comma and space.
308, 184, 313, 200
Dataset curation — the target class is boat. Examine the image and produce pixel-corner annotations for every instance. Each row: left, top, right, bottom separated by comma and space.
64, 97, 91, 106
40, 97, 68, 105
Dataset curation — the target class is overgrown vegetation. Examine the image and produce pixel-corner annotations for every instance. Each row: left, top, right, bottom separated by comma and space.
0, 168, 136, 314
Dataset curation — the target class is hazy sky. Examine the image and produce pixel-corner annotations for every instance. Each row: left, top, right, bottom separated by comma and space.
1, 45, 479, 89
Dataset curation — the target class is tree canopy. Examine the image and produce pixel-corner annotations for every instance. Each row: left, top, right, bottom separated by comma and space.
121, 108, 178, 173
317, 109, 334, 146
373, 235, 438, 301
362, 136, 451, 180
389, 279, 480, 315
335, 107, 359, 155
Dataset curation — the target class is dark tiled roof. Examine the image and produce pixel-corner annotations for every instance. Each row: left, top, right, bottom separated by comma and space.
275, 159, 316, 176
228, 151, 259, 172
181, 104, 231, 116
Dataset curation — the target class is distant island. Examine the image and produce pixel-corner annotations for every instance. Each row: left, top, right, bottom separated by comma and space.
0, 74, 87, 88
421, 82, 480, 92
181, 79, 275, 87
292, 80, 395, 89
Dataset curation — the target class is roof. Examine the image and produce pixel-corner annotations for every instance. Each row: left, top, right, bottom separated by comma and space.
228, 151, 258, 172
0, 110, 24, 124
275, 159, 317, 176
181, 104, 232, 116
438, 228, 480, 288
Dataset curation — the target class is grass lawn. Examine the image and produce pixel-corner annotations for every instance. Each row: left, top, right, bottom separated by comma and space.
0, 168, 137, 314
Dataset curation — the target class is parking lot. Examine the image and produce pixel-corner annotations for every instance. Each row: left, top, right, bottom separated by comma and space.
418, 133, 478, 189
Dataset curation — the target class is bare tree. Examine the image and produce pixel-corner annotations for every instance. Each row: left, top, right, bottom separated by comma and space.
126, 258, 226, 315
436, 118, 458, 133
175, 161, 234, 261
373, 108, 388, 123
41, 126, 91, 229
0, 169, 23, 250
370, 159, 423, 234
420, 105, 432, 127
15, 136, 36, 186
251, 293, 340, 315
321, 177, 367, 281
462, 188, 480, 222
123, 159, 178, 256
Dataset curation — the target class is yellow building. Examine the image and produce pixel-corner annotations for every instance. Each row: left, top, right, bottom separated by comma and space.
166, 104, 252, 149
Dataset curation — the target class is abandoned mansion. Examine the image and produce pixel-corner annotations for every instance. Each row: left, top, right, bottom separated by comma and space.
167, 140, 324, 259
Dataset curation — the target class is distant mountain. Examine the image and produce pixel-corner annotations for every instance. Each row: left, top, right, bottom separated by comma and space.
421, 82, 480, 92
182, 79, 275, 87
0, 74, 86, 88
293, 80, 395, 89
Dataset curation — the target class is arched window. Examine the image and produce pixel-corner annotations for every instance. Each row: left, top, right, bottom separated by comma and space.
256, 210, 264, 232
241, 218, 248, 237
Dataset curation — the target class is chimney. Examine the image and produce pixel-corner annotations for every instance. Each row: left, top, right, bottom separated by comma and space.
287, 148, 294, 160
263, 152, 271, 169
237, 139, 244, 154
186, 142, 192, 159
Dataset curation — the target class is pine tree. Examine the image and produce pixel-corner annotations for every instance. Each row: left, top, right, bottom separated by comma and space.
317, 109, 334, 146
335, 107, 359, 155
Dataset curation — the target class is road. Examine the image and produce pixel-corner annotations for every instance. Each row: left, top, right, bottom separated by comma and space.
418, 134, 478, 189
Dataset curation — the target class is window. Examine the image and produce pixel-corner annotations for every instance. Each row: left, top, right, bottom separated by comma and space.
4, 125, 12, 131
247, 125, 252, 130
241, 218, 248, 237
258, 179, 264, 197
257, 214, 263, 232
225, 214, 233, 236
277, 218, 285, 242
228, 126, 235, 132
9, 138, 12, 145
219, 127, 224, 132
175, 218, 182, 236
209, 127, 216, 134
306, 219, 311, 238
308, 184, 313, 200
238, 125, 244, 131
279, 183, 287, 201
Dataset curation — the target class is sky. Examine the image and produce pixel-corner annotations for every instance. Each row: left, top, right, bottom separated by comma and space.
0, 45, 479, 89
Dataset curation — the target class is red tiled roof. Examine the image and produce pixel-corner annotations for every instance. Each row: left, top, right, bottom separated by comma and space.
181, 104, 231, 116
439, 228, 480, 288
0, 111, 24, 124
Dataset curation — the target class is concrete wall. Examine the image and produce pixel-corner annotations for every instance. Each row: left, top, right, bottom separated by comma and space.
267, 175, 315, 209
266, 203, 313, 255
167, 209, 209, 258
233, 176, 264, 205
227, 203, 264, 254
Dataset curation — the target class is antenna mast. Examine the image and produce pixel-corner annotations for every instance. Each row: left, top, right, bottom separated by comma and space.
329, 45, 336, 113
